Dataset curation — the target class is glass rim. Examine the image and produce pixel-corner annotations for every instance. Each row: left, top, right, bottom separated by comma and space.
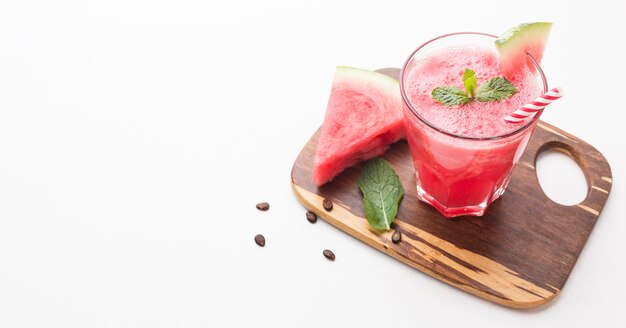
399, 32, 549, 141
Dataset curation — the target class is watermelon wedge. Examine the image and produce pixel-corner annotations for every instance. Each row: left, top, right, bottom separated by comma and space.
495, 22, 552, 80
312, 67, 404, 186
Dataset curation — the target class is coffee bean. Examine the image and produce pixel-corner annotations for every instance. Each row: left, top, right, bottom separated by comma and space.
322, 199, 333, 211
306, 211, 317, 223
254, 234, 265, 247
323, 249, 335, 261
256, 202, 270, 211
392, 230, 402, 244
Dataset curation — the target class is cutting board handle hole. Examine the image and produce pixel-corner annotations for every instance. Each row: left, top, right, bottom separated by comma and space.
535, 143, 588, 206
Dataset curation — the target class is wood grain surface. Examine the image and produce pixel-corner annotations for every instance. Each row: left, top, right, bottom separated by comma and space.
290, 68, 612, 309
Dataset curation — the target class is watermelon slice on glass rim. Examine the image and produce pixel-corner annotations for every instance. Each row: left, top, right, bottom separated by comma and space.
312, 67, 404, 187
495, 22, 552, 80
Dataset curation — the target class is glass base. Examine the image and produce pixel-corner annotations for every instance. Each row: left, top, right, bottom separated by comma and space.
416, 183, 507, 219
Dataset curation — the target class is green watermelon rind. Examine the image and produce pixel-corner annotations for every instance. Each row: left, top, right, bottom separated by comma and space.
334, 66, 400, 96
495, 22, 552, 48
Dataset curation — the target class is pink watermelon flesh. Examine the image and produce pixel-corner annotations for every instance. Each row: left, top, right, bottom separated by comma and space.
313, 67, 404, 186
498, 39, 546, 80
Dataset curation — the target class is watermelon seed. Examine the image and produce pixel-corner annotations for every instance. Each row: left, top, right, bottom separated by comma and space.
323, 249, 335, 261
254, 234, 265, 247
392, 230, 402, 244
323, 199, 333, 211
256, 202, 270, 211
306, 211, 317, 223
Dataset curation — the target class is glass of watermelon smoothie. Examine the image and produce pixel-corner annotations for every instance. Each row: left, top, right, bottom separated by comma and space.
400, 32, 547, 218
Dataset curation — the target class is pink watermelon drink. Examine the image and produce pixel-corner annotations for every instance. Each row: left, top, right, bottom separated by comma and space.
400, 32, 548, 218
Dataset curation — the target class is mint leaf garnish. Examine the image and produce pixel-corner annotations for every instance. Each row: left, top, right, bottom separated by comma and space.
432, 86, 472, 106
475, 77, 518, 102
463, 69, 477, 98
358, 158, 404, 232
432, 68, 518, 106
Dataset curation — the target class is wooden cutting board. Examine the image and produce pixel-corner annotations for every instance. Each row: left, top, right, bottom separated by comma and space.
291, 68, 612, 309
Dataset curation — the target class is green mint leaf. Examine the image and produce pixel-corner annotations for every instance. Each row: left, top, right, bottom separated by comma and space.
462, 68, 477, 98
358, 158, 404, 232
431, 86, 472, 106
475, 77, 518, 102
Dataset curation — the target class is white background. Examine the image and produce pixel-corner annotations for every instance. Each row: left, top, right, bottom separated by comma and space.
1, 0, 624, 327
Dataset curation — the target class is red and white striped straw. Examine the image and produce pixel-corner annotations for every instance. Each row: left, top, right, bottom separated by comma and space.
505, 87, 564, 123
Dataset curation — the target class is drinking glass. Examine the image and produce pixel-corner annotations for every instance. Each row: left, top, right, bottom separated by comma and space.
399, 32, 548, 218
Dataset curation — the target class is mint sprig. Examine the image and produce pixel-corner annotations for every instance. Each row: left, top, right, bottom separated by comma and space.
432, 68, 517, 106
431, 86, 471, 106
358, 158, 404, 232
475, 77, 518, 102
463, 69, 477, 98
